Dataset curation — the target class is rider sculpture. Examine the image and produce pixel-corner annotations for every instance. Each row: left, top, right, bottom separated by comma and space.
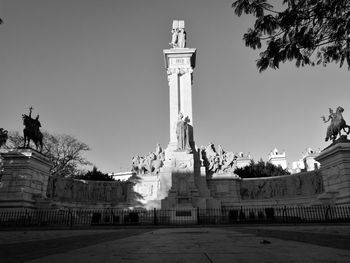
22, 107, 43, 152
322, 106, 350, 142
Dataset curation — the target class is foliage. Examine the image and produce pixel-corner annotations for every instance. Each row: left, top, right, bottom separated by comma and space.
75, 166, 115, 181
234, 159, 290, 178
232, 0, 350, 72
5, 131, 91, 177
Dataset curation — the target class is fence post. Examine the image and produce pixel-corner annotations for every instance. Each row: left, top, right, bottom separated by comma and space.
153, 208, 157, 225
197, 207, 200, 225
68, 208, 73, 227
325, 205, 329, 222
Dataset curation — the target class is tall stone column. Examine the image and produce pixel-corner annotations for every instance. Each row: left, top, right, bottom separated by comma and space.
164, 48, 196, 153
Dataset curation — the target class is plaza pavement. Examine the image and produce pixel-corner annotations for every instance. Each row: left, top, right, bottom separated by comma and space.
0, 225, 350, 263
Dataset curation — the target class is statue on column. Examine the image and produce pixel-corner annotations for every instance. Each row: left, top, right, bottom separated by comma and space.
169, 20, 186, 49
176, 112, 192, 153
321, 106, 350, 142
22, 106, 43, 152
177, 28, 186, 48
170, 28, 179, 48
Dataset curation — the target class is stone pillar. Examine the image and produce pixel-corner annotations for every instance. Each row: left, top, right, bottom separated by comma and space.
164, 48, 196, 152
0, 149, 52, 208
315, 139, 350, 204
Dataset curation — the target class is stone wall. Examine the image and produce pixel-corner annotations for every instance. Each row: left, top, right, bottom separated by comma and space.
240, 171, 324, 200
208, 171, 324, 208
46, 177, 135, 207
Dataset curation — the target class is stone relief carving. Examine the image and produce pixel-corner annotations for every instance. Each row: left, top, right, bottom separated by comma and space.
201, 143, 238, 175
321, 106, 350, 142
131, 144, 165, 175
166, 68, 193, 87
239, 171, 324, 200
167, 68, 193, 75
47, 177, 132, 203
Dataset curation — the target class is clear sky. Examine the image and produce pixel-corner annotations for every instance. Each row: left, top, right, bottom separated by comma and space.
1, 0, 349, 173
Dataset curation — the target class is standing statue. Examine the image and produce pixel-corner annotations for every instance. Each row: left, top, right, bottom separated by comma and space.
0, 128, 8, 148
321, 106, 350, 142
176, 112, 192, 153
177, 28, 186, 48
170, 28, 179, 48
22, 106, 43, 152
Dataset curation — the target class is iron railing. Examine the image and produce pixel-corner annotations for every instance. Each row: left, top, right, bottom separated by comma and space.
0, 206, 349, 227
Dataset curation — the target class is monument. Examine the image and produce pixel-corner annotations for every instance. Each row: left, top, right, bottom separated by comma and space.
316, 106, 350, 204
0, 107, 51, 209
159, 20, 220, 214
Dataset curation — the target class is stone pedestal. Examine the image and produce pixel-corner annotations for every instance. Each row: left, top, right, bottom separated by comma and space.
0, 149, 52, 208
160, 151, 219, 210
315, 138, 350, 204
133, 173, 161, 209
161, 151, 198, 209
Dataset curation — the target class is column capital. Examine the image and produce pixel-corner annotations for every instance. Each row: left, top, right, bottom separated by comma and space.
167, 67, 193, 75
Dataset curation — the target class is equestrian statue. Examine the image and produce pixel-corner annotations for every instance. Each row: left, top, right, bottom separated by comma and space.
321, 106, 350, 142
22, 106, 43, 152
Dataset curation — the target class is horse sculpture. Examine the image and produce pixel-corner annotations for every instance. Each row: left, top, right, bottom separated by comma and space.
324, 106, 350, 142
22, 114, 43, 152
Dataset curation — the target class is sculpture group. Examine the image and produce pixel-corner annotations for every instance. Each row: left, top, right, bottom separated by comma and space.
169, 20, 186, 49
322, 106, 350, 142
200, 143, 238, 174
132, 144, 165, 175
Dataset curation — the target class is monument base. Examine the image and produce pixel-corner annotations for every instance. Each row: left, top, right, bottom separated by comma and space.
160, 150, 221, 209
0, 149, 52, 209
169, 208, 197, 224
315, 138, 350, 205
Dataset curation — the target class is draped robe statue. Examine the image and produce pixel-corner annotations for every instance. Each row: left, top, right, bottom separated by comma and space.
176, 113, 192, 153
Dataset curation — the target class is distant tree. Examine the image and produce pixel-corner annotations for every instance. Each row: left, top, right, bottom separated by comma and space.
5, 131, 91, 177
234, 159, 290, 178
75, 166, 115, 181
232, 0, 350, 72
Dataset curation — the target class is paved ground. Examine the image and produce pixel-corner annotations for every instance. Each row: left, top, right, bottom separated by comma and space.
0, 225, 350, 262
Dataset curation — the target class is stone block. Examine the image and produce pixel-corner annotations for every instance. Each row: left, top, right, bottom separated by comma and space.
0, 149, 52, 208
316, 141, 350, 204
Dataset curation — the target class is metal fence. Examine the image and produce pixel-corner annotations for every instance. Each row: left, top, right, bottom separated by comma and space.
0, 206, 349, 227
